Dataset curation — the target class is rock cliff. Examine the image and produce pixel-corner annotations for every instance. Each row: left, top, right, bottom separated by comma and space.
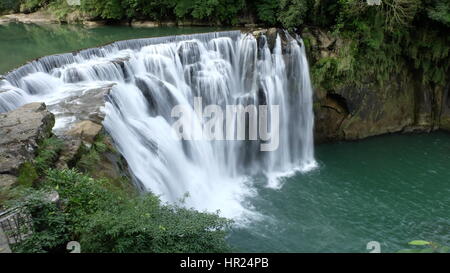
0, 103, 54, 176
299, 28, 450, 143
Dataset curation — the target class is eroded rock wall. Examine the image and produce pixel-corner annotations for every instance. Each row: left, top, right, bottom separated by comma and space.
0, 103, 54, 176
300, 28, 450, 143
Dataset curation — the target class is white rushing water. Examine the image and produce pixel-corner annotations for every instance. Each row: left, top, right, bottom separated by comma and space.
0, 30, 317, 219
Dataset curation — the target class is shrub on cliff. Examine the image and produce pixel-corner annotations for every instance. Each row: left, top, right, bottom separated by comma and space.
0, 0, 21, 14
10, 169, 232, 253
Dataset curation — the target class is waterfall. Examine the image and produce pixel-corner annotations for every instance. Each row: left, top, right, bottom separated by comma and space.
0, 30, 317, 219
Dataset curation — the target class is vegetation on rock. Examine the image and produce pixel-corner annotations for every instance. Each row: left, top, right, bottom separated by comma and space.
0, 105, 231, 253
8, 169, 231, 253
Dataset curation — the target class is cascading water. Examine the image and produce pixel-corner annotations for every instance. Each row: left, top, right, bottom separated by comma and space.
0, 30, 317, 218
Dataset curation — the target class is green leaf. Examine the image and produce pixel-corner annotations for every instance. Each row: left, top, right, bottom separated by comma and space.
419, 248, 434, 253
397, 249, 421, 253
408, 240, 431, 246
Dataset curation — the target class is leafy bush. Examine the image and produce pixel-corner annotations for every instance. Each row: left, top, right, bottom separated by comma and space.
81, 194, 231, 253
278, 0, 311, 29
75, 134, 109, 173
0, 0, 21, 13
17, 162, 39, 187
20, 0, 49, 13
11, 169, 232, 253
34, 136, 63, 173
253, 0, 279, 25
16, 136, 63, 187
427, 0, 450, 26
9, 188, 69, 253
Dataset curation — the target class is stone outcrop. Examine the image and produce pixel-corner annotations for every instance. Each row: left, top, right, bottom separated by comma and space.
48, 83, 114, 135
313, 76, 420, 142
0, 103, 54, 176
66, 120, 103, 144
301, 27, 450, 143
440, 85, 450, 130
0, 10, 58, 24
0, 174, 17, 191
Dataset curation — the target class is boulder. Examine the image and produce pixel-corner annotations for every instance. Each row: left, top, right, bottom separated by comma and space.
55, 137, 83, 170
131, 20, 159, 28
0, 175, 17, 190
48, 83, 114, 134
0, 10, 58, 24
66, 120, 102, 144
264, 28, 292, 53
82, 21, 107, 27
0, 103, 54, 175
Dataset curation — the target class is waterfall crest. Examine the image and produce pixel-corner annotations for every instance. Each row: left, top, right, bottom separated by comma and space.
0, 30, 317, 218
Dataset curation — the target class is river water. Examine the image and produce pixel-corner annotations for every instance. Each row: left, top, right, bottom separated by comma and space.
229, 132, 450, 252
0, 22, 229, 74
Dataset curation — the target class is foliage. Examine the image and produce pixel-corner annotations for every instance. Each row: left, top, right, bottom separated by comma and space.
278, 0, 311, 29
308, 0, 450, 88
17, 162, 39, 187
426, 0, 450, 26
47, 0, 79, 20
77, 0, 244, 24
82, 0, 125, 20
253, 0, 279, 25
397, 240, 450, 253
81, 194, 231, 253
19, 0, 49, 13
15, 136, 63, 187
9, 188, 69, 253
10, 169, 232, 253
75, 134, 109, 173
0, 0, 21, 13
34, 136, 64, 173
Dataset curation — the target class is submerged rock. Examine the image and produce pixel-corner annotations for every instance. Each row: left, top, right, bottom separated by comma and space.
0, 103, 54, 175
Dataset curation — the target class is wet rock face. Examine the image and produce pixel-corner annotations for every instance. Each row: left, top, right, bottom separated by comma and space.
48, 83, 114, 134
302, 27, 450, 143
440, 85, 450, 130
256, 28, 293, 54
312, 66, 449, 143
0, 103, 54, 175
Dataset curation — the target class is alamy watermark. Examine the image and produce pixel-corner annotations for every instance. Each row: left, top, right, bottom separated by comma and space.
67, 241, 81, 253
171, 97, 280, 152
367, 241, 381, 253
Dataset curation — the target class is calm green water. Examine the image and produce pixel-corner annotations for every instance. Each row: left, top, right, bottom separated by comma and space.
0, 22, 228, 74
229, 132, 450, 253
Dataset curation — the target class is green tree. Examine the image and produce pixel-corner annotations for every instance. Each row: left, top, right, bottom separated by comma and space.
81, 0, 125, 19
427, 0, 450, 26
11, 169, 232, 253
254, 0, 279, 25
278, 0, 311, 29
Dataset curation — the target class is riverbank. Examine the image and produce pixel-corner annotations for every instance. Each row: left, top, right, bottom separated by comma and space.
0, 10, 259, 28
